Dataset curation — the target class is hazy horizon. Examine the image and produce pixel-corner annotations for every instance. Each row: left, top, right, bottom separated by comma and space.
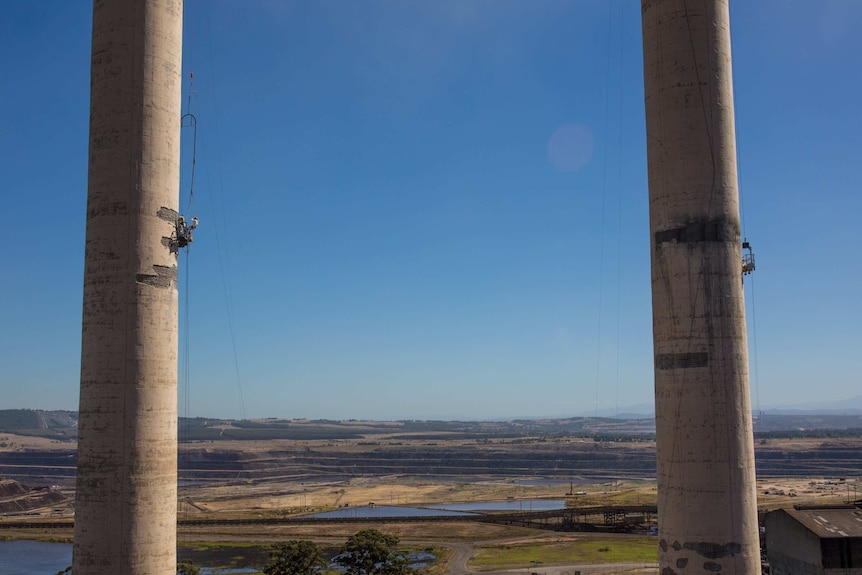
6, 393, 862, 423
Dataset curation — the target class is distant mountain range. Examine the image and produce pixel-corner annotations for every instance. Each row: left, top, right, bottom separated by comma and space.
759, 395, 862, 416
568, 403, 656, 419
2, 399, 862, 441
570, 396, 862, 419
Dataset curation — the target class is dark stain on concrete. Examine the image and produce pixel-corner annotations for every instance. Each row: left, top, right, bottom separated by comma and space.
672, 541, 682, 551
87, 201, 129, 219
683, 542, 741, 559
656, 352, 709, 370
661, 568, 677, 575
655, 218, 738, 247
676, 558, 688, 569
703, 561, 723, 572
660, 539, 668, 552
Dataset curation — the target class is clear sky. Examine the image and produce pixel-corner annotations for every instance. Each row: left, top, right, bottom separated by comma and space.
1, 1, 860, 421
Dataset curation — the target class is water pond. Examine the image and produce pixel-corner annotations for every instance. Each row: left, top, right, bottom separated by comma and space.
306, 504, 477, 519
0, 541, 262, 575
306, 498, 566, 518
0, 540, 72, 575
428, 498, 567, 512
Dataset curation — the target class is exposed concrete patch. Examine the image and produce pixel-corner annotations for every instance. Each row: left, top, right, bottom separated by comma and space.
655, 352, 709, 370
136, 264, 178, 289
157, 206, 178, 222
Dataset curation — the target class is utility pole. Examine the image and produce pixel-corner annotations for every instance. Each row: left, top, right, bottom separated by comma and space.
640, 1, 760, 572
74, 1, 183, 573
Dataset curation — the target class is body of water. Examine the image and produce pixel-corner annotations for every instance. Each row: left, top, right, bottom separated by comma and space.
306, 504, 477, 519
0, 541, 262, 575
0, 540, 72, 575
428, 498, 567, 512
307, 498, 566, 518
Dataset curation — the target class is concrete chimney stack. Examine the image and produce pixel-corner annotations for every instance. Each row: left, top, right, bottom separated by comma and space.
74, 1, 183, 573
640, 1, 760, 573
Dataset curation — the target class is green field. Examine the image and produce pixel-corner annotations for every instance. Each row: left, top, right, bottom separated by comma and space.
469, 537, 658, 570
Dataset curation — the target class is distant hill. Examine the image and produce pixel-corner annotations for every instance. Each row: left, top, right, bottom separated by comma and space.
0, 409, 77, 439
2, 406, 862, 441
762, 395, 862, 416
754, 413, 862, 434
574, 396, 862, 419
569, 403, 656, 419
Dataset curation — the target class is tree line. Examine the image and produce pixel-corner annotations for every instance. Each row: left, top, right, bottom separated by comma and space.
176, 529, 417, 575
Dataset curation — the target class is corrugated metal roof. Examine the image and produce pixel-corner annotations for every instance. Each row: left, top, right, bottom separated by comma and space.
786, 507, 862, 539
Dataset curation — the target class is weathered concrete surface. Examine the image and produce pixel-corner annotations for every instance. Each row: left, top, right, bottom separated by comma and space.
74, 1, 182, 574
640, 1, 760, 573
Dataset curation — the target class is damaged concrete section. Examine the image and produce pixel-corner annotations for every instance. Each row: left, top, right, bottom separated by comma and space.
136, 265, 178, 289
157, 206, 178, 223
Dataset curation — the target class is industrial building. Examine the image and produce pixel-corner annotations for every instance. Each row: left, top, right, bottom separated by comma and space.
766, 507, 862, 574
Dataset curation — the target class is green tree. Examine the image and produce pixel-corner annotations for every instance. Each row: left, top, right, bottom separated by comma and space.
263, 540, 327, 575
177, 561, 201, 575
335, 529, 415, 575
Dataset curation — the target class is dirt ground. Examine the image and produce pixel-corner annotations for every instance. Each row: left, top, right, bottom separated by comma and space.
3, 433, 859, 520
180, 474, 595, 515
0, 433, 75, 451
177, 473, 855, 519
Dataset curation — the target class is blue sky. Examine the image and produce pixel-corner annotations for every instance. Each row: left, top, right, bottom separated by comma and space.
1, 1, 860, 420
